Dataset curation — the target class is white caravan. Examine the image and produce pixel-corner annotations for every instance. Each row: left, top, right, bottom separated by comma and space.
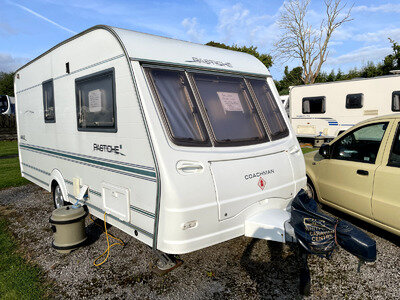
290, 75, 400, 141
0, 95, 15, 115
15, 25, 305, 258
280, 95, 289, 116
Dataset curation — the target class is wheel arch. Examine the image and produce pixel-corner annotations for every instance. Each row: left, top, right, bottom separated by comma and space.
50, 169, 69, 203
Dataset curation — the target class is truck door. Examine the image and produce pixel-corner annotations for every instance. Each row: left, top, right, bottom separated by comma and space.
372, 121, 400, 231
317, 121, 391, 218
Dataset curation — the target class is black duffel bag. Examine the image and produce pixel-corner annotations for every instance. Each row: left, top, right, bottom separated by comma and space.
290, 190, 376, 262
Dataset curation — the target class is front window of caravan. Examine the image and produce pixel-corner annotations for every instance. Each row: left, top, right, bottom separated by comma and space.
249, 79, 289, 140
146, 68, 208, 145
192, 73, 267, 144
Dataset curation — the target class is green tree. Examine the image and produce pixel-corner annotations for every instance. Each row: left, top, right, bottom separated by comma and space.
0, 72, 15, 96
206, 41, 273, 68
327, 70, 336, 82
275, 66, 303, 95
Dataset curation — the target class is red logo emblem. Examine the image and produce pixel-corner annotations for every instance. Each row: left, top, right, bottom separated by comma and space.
258, 177, 266, 190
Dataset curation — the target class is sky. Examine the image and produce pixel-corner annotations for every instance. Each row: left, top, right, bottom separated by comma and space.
1, 0, 400, 80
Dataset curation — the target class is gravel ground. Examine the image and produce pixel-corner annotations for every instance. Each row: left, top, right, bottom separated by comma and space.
0, 185, 399, 299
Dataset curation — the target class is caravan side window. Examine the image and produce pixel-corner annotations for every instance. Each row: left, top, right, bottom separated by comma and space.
75, 69, 116, 132
302, 97, 325, 114
346, 93, 363, 109
42, 79, 55, 123
392, 91, 400, 112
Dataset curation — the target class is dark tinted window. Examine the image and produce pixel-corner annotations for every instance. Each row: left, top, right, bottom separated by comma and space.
43, 80, 55, 123
250, 79, 289, 140
302, 97, 325, 114
346, 93, 363, 109
76, 69, 116, 132
0, 95, 8, 113
193, 73, 267, 145
331, 122, 388, 164
392, 91, 400, 112
388, 124, 400, 167
146, 68, 208, 145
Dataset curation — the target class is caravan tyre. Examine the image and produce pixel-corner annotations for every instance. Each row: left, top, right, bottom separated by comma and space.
53, 184, 66, 208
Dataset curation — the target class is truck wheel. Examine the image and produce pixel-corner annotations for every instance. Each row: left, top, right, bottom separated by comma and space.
52, 183, 66, 208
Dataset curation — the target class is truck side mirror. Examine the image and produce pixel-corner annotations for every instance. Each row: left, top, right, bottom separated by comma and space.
319, 144, 330, 158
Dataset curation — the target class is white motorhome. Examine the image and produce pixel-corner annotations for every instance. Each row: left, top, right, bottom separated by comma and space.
290, 75, 400, 141
15, 25, 305, 262
0, 95, 15, 115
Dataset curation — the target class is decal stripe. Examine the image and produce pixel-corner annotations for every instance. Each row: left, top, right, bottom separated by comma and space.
19, 143, 156, 181
16, 54, 125, 94
22, 171, 48, 186
21, 162, 51, 176
130, 205, 155, 218
68, 194, 153, 238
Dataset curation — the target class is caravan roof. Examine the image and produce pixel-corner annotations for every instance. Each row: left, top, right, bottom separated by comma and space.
16, 25, 269, 78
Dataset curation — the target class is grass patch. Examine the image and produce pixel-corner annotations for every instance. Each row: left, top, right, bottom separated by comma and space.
0, 140, 18, 157
0, 217, 47, 299
0, 158, 29, 190
301, 147, 317, 154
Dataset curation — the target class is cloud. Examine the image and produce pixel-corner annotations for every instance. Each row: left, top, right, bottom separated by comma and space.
353, 3, 400, 13
214, 3, 277, 48
0, 53, 29, 72
181, 17, 205, 42
353, 28, 400, 43
11, 2, 76, 34
0, 22, 18, 36
326, 45, 392, 67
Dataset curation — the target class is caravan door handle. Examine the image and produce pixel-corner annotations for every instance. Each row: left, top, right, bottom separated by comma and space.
176, 161, 204, 174
357, 169, 369, 176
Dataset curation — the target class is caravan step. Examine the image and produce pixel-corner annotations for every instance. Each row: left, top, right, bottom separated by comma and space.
245, 209, 292, 243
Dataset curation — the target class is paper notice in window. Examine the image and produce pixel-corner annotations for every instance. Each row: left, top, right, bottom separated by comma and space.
88, 89, 102, 112
217, 92, 243, 113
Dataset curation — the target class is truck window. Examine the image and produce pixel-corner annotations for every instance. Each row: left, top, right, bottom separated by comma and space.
192, 73, 267, 145
392, 91, 400, 112
42, 80, 55, 123
388, 124, 400, 167
302, 97, 325, 114
145, 68, 208, 145
75, 69, 116, 132
249, 79, 289, 140
0, 95, 8, 113
331, 122, 388, 164
346, 93, 363, 109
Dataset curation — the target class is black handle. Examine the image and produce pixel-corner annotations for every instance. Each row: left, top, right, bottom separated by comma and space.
357, 170, 369, 176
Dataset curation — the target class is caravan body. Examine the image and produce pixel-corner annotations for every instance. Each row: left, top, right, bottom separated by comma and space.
280, 95, 289, 116
290, 75, 400, 140
15, 25, 305, 254
0, 95, 15, 115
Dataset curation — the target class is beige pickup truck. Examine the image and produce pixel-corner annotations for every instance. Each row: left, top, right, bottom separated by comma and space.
304, 114, 400, 236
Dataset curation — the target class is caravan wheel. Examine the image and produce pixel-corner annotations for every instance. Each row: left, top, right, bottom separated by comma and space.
52, 184, 66, 208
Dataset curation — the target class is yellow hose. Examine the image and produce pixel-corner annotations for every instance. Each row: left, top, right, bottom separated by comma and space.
91, 213, 125, 267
